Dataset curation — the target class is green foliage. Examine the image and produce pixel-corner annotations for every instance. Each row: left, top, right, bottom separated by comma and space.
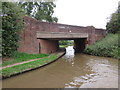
106, 4, 120, 33
59, 40, 69, 45
59, 40, 73, 48
0, 2, 2, 56
84, 34, 119, 59
1, 54, 58, 77
59, 45, 68, 48
19, 2, 58, 23
59, 40, 73, 45
2, 2, 24, 57
0, 29, 2, 57
1, 52, 48, 67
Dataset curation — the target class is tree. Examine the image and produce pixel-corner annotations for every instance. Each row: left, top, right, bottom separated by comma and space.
19, 2, 58, 23
0, 2, 2, 56
2, 2, 24, 57
106, 3, 120, 33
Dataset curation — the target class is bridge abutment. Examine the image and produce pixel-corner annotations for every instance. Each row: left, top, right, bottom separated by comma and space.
74, 38, 87, 53
38, 39, 59, 54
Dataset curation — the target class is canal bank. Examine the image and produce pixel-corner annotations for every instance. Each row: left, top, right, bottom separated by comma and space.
1, 49, 66, 79
2, 46, 118, 88
84, 34, 119, 60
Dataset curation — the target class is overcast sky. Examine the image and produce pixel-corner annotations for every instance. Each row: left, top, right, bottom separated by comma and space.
53, 0, 119, 29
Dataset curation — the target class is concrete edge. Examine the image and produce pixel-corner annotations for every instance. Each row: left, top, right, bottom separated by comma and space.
2, 50, 66, 79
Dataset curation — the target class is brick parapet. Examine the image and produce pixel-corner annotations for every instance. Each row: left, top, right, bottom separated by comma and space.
17, 16, 106, 54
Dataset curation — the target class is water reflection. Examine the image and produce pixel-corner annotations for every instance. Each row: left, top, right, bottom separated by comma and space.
64, 47, 118, 88
2, 46, 118, 88
63, 46, 75, 66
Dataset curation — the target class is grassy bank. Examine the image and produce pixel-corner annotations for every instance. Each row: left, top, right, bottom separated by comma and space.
1, 54, 59, 77
84, 34, 119, 59
1, 52, 48, 67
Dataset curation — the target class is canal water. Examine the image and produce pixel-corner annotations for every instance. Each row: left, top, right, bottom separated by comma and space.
2, 46, 118, 88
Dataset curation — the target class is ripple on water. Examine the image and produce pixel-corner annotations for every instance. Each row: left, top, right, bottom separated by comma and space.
2, 46, 118, 88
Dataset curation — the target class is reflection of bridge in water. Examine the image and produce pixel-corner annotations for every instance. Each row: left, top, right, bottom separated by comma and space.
18, 16, 106, 54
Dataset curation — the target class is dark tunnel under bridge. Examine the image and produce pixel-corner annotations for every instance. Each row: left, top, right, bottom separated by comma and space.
37, 32, 88, 54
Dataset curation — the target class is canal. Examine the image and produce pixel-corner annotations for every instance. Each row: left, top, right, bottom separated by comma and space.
2, 46, 118, 88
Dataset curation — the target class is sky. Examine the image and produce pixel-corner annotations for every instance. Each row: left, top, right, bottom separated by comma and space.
53, 0, 119, 29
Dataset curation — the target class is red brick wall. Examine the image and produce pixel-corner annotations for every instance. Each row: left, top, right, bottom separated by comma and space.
17, 16, 106, 54
38, 39, 59, 54
17, 17, 39, 54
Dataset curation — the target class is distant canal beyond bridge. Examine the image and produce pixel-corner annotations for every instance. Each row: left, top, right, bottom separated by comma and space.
3, 46, 118, 88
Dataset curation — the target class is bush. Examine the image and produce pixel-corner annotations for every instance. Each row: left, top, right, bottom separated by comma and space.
59, 40, 68, 45
59, 40, 73, 45
2, 2, 24, 57
84, 34, 119, 59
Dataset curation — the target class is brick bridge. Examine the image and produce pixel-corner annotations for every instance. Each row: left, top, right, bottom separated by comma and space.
18, 16, 106, 54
